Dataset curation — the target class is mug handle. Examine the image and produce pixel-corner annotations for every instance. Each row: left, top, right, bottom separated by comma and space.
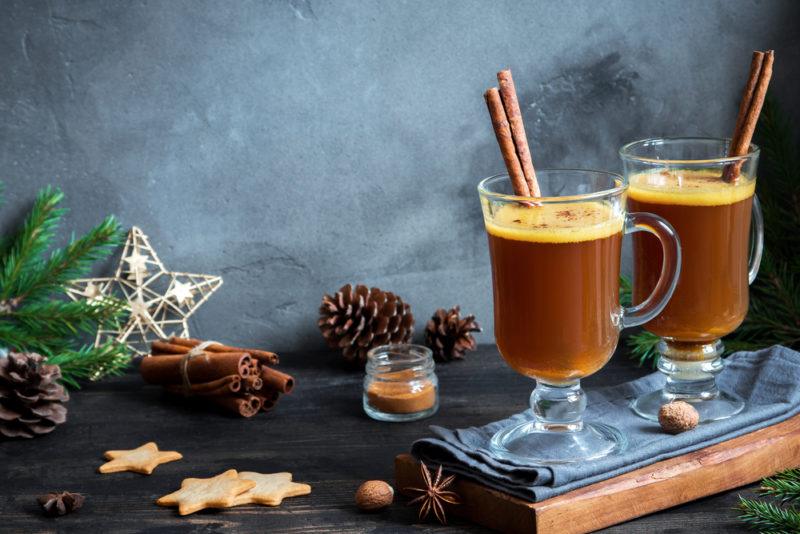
621, 212, 682, 329
748, 194, 764, 285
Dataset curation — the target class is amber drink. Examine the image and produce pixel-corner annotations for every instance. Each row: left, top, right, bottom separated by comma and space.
479, 170, 680, 464
621, 138, 763, 423
487, 203, 623, 383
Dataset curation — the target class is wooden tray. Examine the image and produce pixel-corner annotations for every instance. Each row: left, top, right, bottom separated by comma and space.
395, 413, 800, 533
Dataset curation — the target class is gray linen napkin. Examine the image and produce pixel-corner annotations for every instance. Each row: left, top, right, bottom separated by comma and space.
411, 345, 800, 502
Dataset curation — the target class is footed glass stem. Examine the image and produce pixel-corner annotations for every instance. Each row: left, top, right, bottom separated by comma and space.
631, 339, 745, 423
489, 381, 626, 465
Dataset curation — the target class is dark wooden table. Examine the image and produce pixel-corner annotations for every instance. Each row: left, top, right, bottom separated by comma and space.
0, 345, 758, 533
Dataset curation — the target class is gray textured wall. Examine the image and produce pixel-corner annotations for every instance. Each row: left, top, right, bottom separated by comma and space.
1, 0, 798, 351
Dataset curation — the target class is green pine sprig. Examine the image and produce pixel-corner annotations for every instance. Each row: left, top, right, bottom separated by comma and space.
739, 470, 800, 533
46, 341, 130, 389
0, 185, 130, 387
623, 95, 800, 367
738, 497, 800, 533
760, 470, 800, 504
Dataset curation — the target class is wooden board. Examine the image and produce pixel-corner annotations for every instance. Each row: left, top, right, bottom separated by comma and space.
396, 413, 800, 533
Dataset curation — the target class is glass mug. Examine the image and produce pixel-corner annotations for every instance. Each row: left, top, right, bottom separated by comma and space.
621, 138, 763, 422
478, 170, 681, 464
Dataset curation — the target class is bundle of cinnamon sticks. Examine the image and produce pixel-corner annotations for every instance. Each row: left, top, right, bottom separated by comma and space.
139, 337, 294, 418
485, 69, 541, 198
724, 49, 775, 182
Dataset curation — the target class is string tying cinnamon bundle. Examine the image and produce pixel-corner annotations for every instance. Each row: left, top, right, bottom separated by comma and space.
139, 337, 293, 418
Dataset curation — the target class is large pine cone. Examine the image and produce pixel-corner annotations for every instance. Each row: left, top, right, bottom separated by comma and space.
0, 352, 69, 438
424, 306, 481, 362
319, 284, 414, 365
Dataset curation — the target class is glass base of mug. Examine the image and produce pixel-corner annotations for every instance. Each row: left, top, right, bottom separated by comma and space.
489, 420, 626, 465
630, 338, 745, 423
630, 389, 745, 423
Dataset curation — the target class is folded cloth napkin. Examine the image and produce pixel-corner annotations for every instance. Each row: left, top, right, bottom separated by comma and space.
411, 345, 800, 502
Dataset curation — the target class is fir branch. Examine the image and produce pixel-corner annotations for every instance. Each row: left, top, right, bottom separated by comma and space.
627, 330, 661, 367
4, 298, 124, 339
738, 497, 800, 533
761, 470, 800, 504
20, 215, 121, 303
619, 274, 633, 308
0, 186, 65, 301
46, 342, 130, 389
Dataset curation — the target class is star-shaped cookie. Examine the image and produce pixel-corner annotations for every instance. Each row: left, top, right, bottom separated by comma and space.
157, 469, 256, 515
98, 442, 183, 475
233, 472, 312, 506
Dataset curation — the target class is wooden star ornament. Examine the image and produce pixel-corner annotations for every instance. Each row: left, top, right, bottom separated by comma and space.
157, 469, 256, 515
233, 472, 312, 506
98, 442, 183, 475
66, 226, 223, 356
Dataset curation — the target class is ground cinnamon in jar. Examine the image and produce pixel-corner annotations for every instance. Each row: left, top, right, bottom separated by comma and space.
363, 345, 439, 422
367, 369, 436, 414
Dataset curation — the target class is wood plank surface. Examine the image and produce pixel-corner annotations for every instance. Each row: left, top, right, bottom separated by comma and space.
397, 412, 800, 533
0, 344, 769, 533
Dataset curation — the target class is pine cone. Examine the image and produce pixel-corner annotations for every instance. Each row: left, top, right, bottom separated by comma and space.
0, 352, 69, 439
319, 284, 414, 365
424, 306, 481, 362
38, 491, 85, 516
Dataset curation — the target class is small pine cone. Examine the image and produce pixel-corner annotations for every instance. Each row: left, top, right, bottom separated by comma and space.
318, 284, 414, 366
0, 352, 69, 439
425, 306, 481, 362
38, 491, 85, 517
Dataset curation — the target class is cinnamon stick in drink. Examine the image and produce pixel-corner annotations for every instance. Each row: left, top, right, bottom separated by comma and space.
724, 50, 774, 182
497, 69, 540, 196
485, 88, 530, 197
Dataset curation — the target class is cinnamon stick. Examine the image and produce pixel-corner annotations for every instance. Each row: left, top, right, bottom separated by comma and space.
255, 389, 280, 412
724, 50, 774, 182
497, 69, 540, 196
260, 366, 294, 394
244, 374, 263, 391
139, 353, 251, 385
165, 377, 241, 397
210, 394, 262, 418
168, 337, 279, 365
151, 341, 248, 362
485, 87, 530, 197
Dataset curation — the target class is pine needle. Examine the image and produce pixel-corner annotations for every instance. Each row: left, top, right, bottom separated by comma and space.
46, 342, 130, 389
738, 497, 800, 533
0, 183, 129, 387
761, 470, 800, 504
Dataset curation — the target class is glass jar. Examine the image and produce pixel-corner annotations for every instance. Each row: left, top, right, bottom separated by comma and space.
363, 344, 439, 422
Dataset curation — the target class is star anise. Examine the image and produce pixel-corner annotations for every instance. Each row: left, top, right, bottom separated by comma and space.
405, 462, 460, 525
37, 491, 85, 517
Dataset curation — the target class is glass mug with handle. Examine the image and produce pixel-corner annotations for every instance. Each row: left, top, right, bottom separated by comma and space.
478, 169, 681, 464
621, 138, 763, 423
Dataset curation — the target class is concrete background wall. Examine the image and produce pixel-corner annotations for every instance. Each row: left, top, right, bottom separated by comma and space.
1, 0, 798, 350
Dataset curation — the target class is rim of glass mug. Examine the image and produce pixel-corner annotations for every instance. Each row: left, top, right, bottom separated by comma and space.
477, 169, 626, 204
619, 137, 760, 166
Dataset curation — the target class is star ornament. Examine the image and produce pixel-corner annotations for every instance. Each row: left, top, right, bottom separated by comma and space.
98, 442, 183, 475
66, 227, 223, 356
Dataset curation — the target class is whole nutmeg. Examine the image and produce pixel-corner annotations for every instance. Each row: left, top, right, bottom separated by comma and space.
355, 480, 394, 511
658, 401, 700, 434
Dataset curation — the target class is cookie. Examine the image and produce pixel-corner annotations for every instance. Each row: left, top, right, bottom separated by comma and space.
233, 471, 312, 506
157, 469, 256, 516
98, 442, 182, 475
